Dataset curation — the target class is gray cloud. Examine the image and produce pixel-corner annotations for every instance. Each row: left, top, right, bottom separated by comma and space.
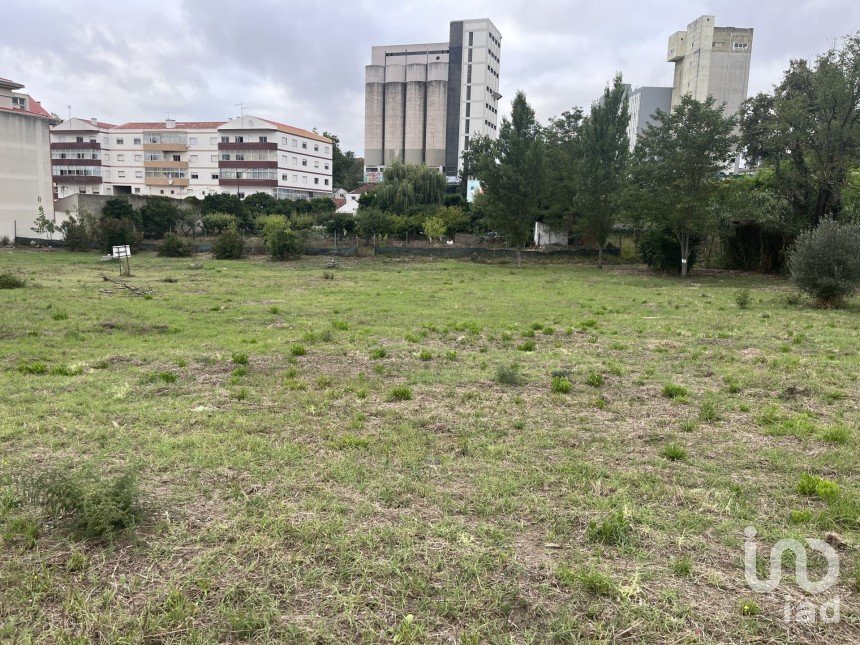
3, 0, 858, 154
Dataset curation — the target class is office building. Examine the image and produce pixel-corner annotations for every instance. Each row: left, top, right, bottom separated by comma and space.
364, 18, 502, 182
667, 15, 753, 118
0, 76, 59, 240
51, 115, 333, 201
626, 86, 673, 149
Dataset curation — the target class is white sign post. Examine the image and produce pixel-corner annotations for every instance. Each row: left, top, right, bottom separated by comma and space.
113, 245, 131, 277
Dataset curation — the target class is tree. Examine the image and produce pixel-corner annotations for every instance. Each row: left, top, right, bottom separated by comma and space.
788, 219, 860, 306
31, 207, 57, 240
740, 32, 860, 225
355, 207, 393, 251
102, 196, 135, 221
137, 197, 181, 239
323, 132, 364, 191
371, 162, 446, 213
423, 215, 447, 241
471, 91, 547, 267
634, 95, 737, 277
201, 193, 252, 232
573, 75, 630, 267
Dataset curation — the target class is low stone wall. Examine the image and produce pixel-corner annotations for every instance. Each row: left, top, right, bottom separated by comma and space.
374, 246, 619, 259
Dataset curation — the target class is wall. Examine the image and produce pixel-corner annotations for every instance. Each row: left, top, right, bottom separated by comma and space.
0, 111, 55, 240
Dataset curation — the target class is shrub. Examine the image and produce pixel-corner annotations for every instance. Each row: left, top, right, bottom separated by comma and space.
797, 474, 839, 500
13, 465, 146, 540
788, 219, 860, 306
389, 385, 413, 401
322, 271, 335, 280
419, 350, 432, 361
157, 233, 193, 258
672, 556, 694, 577
0, 235, 10, 246
212, 226, 245, 260
18, 361, 48, 374
98, 217, 140, 253
699, 397, 720, 422
735, 289, 751, 309
496, 365, 524, 386
517, 340, 536, 352
370, 347, 387, 359
586, 510, 632, 546
138, 196, 182, 239
638, 227, 699, 274
261, 216, 305, 261
60, 209, 98, 251
551, 376, 572, 393
0, 273, 26, 289
231, 353, 249, 365
201, 212, 238, 236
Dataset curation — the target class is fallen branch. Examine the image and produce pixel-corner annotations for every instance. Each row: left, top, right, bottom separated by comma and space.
100, 274, 152, 296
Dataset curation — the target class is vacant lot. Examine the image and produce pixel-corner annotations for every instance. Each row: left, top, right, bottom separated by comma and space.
1, 250, 857, 643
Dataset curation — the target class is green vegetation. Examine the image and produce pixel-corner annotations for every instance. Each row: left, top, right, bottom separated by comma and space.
0, 251, 857, 641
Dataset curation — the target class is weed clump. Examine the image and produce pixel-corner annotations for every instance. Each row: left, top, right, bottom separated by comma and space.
551, 376, 572, 394
586, 510, 632, 546
797, 474, 839, 500
231, 353, 249, 366
517, 340, 536, 352
13, 465, 147, 541
370, 347, 387, 359
662, 383, 688, 399
661, 442, 688, 461
496, 365, 524, 386
289, 344, 307, 357
585, 371, 604, 388
0, 273, 26, 289
389, 386, 413, 401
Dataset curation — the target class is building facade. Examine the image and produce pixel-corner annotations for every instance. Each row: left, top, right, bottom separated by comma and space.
51, 115, 333, 201
667, 15, 753, 118
626, 86, 673, 150
364, 18, 502, 182
0, 77, 58, 240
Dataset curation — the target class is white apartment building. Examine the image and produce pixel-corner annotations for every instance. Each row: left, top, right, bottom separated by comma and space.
51, 115, 333, 201
0, 76, 59, 240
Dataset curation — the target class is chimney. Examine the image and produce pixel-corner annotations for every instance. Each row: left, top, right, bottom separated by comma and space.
91, 117, 98, 125
165, 118, 176, 129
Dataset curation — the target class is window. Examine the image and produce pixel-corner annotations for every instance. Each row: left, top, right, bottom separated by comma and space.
116, 138, 124, 145
134, 187, 141, 193
302, 176, 307, 184
92, 189, 99, 195
172, 154, 181, 162
221, 136, 230, 143
301, 142, 307, 149
133, 138, 141, 145
314, 160, 319, 168
467, 65, 472, 83
324, 146, 330, 155
314, 178, 319, 185
104, 154, 110, 162
103, 137, 109, 145
117, 154, 125, 161
314, 144, 319, 152
282, 174, 287, 181
732, 42, 749, 50
466, 86, 472, 100
468, 31, 474, 46
79, 187, 86, 194
324, 179, 329, 186
302, 159, 307, 166
238, 193, 245, 199
235, 136, 244, 143
189, 137, 197, 145
89, 137, 97, 143
118, 171, 126, 178
135, 171, 143, 178
292, 139, 297, 147
281, 137, 287, 146
191, 173, 198, 179
292, 157, 297, 165
212, 173, 219, 179
292, 174, 298, 182
324, 163, 329, 170
235, 154, 245, 161
221, 153, 231, 161
190, 155, 198, 162
134, 154, 142, 162
259, 136, 267, 143
466, 103, 471, 117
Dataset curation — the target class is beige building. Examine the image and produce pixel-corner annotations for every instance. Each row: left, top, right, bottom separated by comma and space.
51, 115, 333, 201
667, 15, 753, 117
0, 77, 59, 240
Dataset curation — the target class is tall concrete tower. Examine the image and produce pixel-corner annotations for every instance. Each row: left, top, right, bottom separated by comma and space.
667, 15, 753, 118
363, 18, 502, 183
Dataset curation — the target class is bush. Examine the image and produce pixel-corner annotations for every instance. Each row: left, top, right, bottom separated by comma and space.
788, 219, 860, 306
551, 376, 572, 393
13, 465, 146, 540
157, 233, 193, 257
261, 216, 305, 261
370, 347, 387, 359
496, 365, 524, 386
212, 226, 245, 260
138, 197, 182, 239
735, 289, 751, 309
586, 510, 632, 546
661, 442, 688, 461
60, 209, 98, 251
662, 383, 688, 399
0, 273, 26, 289
638, 227, 699, 274
201, 212, 238, 236
98, 217, 140, 253
0, 235, 10, 246
389, 385, 413, 401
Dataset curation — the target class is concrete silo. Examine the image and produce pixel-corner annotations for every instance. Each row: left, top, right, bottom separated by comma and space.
383, 64, 406, 165
364, 65, 386, 168
404, 64, 427, 165
424, 61, 448, 169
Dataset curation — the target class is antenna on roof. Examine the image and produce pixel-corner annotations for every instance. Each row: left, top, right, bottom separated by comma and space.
236, 102, 245, 117
67, 105, 71, 121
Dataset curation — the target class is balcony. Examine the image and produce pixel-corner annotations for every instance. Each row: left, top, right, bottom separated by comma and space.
219, 178, 277, 187
51, 158, 102, 166
144, 177, 190, 187
143, 142, 188, 152
51, 141, 101, 150
53, 175, 102, 184
218, 141, 277, 151
217, 160, 277, 169
144, 160, 188, 169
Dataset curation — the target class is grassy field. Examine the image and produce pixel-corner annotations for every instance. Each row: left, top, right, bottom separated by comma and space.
0, 249, 858, 643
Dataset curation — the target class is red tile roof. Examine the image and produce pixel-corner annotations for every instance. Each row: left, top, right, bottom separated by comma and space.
23, 95, 52, 118
333, 197, 347, 209
252, 117, 332, 143
349, 183, 378, 195
113, 121, 227, 130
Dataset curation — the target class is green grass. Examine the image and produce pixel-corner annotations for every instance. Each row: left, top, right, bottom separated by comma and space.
0, 251, 857, 642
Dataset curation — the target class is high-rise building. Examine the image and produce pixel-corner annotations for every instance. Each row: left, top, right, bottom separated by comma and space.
626, 86, 673, 150
0, 77, 59, 240
51, 115, 333, 201
364, 18, 502, 183
667, 15, 753, 117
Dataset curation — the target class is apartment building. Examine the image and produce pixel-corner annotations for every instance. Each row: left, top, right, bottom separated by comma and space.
0, 76, 59, 240
365, 18, 502, 182
626, 86, 673, 150
51, 115, 333, 201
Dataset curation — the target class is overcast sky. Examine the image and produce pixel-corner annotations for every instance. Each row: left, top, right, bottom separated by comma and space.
3, 0, 858, 154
